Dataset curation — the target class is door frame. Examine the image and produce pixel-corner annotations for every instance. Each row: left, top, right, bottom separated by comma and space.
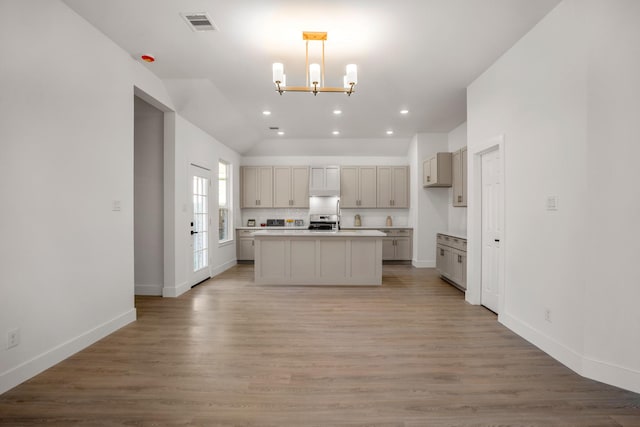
467, 134, 506, 316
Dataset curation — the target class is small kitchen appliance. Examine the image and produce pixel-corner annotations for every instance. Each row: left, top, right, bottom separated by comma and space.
308, 214, 338, 231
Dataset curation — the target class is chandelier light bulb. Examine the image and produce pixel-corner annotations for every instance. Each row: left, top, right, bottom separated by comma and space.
309, 63, 321, 85
346, 64, 358, 85
272, 63, 284, 84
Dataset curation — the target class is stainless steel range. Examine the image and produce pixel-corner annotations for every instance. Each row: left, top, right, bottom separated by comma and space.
308, 214, 338, 231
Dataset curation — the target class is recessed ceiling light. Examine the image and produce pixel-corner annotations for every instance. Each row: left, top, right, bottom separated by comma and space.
386, 130, 394, 135
400, 109, 409, 115
262, 110, 271, 116
332, 131, 340, 135
333, 110, 342, 115
277, 131, 284, 135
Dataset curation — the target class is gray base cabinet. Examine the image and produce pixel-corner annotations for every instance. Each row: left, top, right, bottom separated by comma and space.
436, 233, 467, 290
381, 229, 413, 261
237, 230, 255, 261
342, 228, 413, 261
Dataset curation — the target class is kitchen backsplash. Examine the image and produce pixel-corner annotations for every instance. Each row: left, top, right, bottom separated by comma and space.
240, 201, 410, 228
340, 209, 409, 227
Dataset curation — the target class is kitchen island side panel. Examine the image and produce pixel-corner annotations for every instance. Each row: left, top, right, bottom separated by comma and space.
254, 232, 383, 285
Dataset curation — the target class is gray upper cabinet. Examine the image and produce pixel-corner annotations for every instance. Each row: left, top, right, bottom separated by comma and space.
340, 166, 377, 208
241, 166, 273, 208
452, 147, 468, 207
273, 166, 309, 208
309, 166, 340, 196
423, 152, 452, 187
377, 166, 409, 208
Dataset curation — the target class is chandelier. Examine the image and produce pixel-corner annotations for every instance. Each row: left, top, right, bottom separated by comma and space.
272, 31, 358, 96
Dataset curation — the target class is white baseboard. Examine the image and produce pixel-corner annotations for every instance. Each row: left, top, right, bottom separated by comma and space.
499, 312, 583, 373
583, 355, 640, 394
0, 308, 136, 395
500, 312, 640, 394
412, 259, 435, 268
162, 260, 237, 298
162, 281, 189, 298
210, 259, 237, 277
134, 283, 163, 296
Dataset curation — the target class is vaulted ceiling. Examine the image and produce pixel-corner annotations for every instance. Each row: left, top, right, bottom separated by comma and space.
62, 0, 561, 155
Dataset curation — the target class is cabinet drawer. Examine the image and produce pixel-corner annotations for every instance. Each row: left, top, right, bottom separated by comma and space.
237, 230, 256, 237
449, 237, 466, 252
437, 233, 467, 252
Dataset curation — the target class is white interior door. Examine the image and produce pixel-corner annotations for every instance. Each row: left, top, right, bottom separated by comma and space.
190, 164, 211, 286
481, 148, 502, 313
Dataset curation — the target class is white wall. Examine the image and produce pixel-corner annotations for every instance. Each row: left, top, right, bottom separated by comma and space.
409, 133, 449, 267
582, 0, 640, 393
467, 0, 639, 393
0, 0, 175, 394
241, 155, 409, 167
134, 96, 164, 296
0, 0, 243, 394
447, 122, 468, 236
162, 115, 241, 297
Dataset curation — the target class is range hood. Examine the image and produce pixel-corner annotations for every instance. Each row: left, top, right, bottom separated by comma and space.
309, 166, 340, 196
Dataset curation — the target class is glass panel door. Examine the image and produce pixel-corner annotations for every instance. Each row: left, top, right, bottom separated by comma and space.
190, 165, 210, 284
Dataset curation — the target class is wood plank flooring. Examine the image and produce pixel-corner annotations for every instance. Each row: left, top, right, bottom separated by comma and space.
1, 265, 639, 426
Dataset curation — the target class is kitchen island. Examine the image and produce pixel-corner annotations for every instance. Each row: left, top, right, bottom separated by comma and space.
253, 229, 385, 285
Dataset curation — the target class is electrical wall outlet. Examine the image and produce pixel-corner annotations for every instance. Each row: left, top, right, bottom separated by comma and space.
544, 309, 552, 323
7, 328, 20, 349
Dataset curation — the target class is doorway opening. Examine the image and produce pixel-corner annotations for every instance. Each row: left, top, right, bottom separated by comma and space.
134, 96, 164, 296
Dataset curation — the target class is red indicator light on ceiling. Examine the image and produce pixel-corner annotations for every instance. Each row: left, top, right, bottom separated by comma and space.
141, 54, 155, 63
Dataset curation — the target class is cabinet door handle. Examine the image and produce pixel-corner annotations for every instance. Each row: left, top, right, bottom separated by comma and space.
427, 176, 431, 182
458, 255, 462, 263
252, 240, 254, 246
457, 195, 462, 202
494, 239, 500, 242
440, 249, 444, 256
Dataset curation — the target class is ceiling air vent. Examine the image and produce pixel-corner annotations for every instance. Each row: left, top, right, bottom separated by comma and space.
181, 13, 217, 32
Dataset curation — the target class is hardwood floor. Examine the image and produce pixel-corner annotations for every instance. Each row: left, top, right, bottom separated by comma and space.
1, 265, 639, 426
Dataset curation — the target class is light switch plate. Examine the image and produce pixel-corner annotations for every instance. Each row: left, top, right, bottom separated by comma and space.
546, 195, 558, 211
112, 200, 121, 211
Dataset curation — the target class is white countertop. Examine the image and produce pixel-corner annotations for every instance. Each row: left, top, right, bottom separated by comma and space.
438, 231, 467, 240
237, 226, 308, 230
341, 226, 413, 230
253, 229, 385, 237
